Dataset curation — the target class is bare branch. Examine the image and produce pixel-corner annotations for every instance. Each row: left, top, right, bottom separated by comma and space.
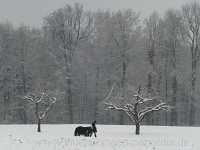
24, 92, 57, 120
37, 92, 45, 103
104, 85, 171, 126
105, 103, 127, 112
39, 97, 57, 119
133, 94, 154, 103
24, 95, 35, 103
138, 102, 171, 121
102, 83, 116, 102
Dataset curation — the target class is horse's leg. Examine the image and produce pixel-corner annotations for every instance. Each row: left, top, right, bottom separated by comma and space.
86, 130, 89, 137
94, 132, 97, 137
74, 128, 78, 136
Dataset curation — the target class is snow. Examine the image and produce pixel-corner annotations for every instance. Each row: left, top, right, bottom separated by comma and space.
0, 124, 199, 150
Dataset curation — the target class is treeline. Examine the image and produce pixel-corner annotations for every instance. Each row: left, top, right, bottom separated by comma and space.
0, 2, 200, 126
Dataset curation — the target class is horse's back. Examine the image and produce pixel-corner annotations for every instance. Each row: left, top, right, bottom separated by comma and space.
74, 126, 93, 137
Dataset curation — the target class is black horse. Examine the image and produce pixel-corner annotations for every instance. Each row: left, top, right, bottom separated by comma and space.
74, 126, 94, 137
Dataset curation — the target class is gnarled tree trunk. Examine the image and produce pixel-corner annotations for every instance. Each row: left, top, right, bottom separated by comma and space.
135, 122, 140, 135
37, 118, 41, 132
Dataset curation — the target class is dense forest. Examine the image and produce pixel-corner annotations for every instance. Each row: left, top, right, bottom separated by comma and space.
0, 1, 200, 126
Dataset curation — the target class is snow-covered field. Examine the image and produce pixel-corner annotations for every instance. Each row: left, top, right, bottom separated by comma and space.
0, 124, 199, 150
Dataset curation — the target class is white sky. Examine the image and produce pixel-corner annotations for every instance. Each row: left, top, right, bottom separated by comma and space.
0, 0, 193, 27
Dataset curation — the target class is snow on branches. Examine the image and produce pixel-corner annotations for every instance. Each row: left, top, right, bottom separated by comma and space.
24, 92, 56, 132
24, 92, 56, 120
105, 85, 171, 135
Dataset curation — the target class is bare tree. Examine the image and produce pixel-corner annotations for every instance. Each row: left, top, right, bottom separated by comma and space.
94, 66, 100, 120
1, 67, 12, 121
24, 92, 56, 132
144, 12, 162, 125
105, 85, 170, 135
181, 2, 200, 125
110, 10, 140, 124
162, 9, 182, 125
144, 12, 161, 95
14, 26, 31, 123
44, 3, 93, 123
